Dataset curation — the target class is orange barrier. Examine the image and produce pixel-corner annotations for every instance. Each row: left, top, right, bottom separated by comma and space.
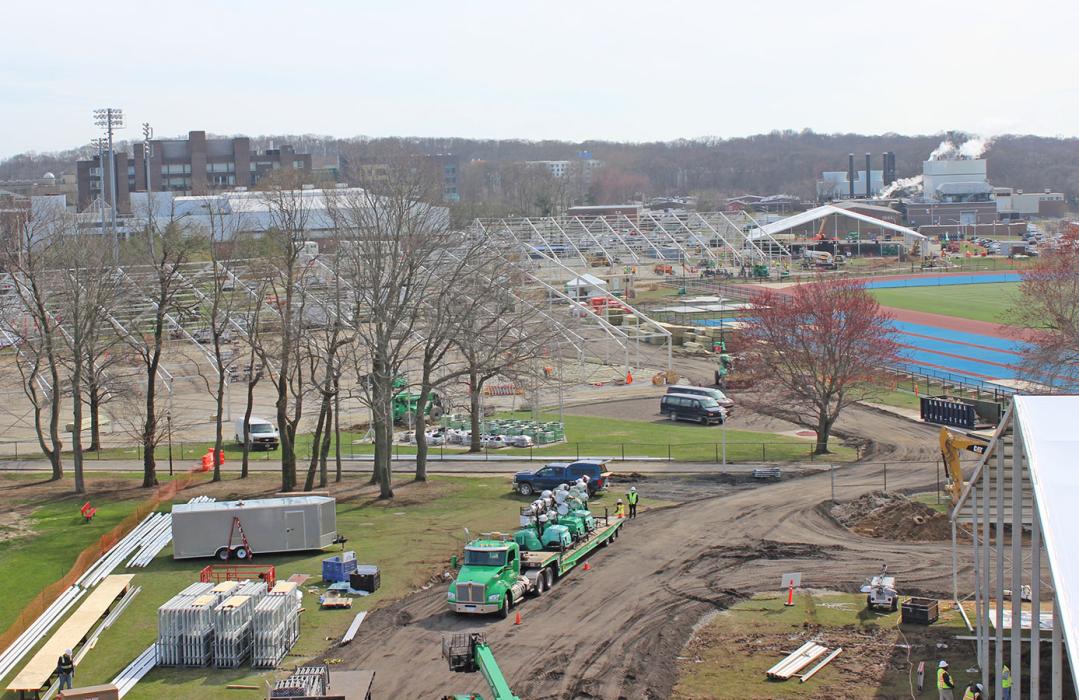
0, 469, 203, 652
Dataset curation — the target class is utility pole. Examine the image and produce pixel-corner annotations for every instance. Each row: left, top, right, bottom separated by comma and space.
142, 122, 155, 258
93, 108, 124, 261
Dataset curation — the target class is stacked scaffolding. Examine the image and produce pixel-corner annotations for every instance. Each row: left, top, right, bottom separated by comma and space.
212, 581, 268, 668
156, 582, 214, 667
251, 582, 302, 668
271, 665, 329, 698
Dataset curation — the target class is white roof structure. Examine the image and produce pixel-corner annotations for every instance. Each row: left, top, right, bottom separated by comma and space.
565, 274, 607, 288
953, 394, 1079, 698
748, 204, 926, 243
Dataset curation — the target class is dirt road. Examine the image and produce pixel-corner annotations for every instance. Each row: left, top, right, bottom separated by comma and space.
336, 404, 959, 699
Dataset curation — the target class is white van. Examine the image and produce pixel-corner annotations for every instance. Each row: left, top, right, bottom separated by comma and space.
234, 416, 280, 450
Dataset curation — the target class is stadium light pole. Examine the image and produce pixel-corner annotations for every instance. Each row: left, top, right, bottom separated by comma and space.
93, 108, 124, 261
90, 137, 109, 236
142, 122, 155, 257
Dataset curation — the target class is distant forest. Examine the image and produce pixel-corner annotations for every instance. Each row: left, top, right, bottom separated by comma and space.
4, 130, 1078, 213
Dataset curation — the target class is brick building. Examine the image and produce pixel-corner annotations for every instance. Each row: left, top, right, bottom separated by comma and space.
77, 130, 312, 212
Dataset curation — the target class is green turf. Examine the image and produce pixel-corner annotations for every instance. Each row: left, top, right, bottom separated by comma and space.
870, 282, 1020, 325
0, 473, 639, 698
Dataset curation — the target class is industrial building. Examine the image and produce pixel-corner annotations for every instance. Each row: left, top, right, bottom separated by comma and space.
817, 152, 895, 200
76, 130, 314, 213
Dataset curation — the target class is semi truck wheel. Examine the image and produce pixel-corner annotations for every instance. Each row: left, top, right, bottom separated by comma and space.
498, 596, 510, 619
544, 568, 554, 589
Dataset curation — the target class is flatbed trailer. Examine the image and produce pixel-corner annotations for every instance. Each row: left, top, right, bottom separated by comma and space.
450, 517, 625, 616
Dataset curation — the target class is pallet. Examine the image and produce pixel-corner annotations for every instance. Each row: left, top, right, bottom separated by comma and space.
319, 596, 352, 609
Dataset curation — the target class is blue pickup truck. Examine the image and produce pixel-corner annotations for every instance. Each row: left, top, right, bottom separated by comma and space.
513, 459, 612, 496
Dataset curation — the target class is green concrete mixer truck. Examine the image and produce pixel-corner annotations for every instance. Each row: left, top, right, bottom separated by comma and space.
448, 480, 624, 617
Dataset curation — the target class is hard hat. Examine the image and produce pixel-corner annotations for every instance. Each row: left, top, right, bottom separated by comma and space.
975, 684, 984, 691
938, 660, 948, 668
65, 649, 72, 655
630, 487, 637, 492
617, 499, 623, 503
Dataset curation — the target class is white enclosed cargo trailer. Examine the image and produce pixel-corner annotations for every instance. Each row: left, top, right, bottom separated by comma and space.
171, 497, 337, 560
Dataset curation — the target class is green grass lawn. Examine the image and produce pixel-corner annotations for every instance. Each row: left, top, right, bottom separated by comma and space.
0, 473, 645, 698
499, 412, 856, 462
674, 591, 977, 699
871, 282, 1020, 325
70, 409, 852, 466
0, 493, 141, 635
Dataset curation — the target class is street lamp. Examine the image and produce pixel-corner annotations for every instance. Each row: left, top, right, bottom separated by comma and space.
93, 108, 124, 258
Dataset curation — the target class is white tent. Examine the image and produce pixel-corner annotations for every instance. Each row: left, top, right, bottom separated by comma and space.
748, 204, 927, 244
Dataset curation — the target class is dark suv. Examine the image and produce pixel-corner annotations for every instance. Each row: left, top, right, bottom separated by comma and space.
513, 459, 611, 496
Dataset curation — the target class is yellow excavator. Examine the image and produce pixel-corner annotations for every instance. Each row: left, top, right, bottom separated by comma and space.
939, 427, 990, 505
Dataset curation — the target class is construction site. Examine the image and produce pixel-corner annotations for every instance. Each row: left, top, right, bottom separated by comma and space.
0, 192, 1073, 700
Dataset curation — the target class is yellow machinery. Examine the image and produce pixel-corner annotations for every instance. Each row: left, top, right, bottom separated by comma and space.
939, 427, 989, 505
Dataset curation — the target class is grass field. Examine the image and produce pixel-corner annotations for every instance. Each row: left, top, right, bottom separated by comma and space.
66, 409, 854, 465
870, 282, 1020, 325
0, 472, 645, 698
673, 591, 978, 699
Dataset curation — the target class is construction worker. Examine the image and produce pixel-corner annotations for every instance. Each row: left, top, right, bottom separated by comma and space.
1000, 663, 1011, 700
937, 660, 955, 700
614, 499, 626, 519
962, 682, 984, 700
626, 487, 639, 519
56, 648, 75, 690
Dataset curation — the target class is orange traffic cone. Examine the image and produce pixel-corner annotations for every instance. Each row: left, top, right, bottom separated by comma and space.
514, 610, 522, 625
784, 585, 795, 607
583, 562, 591, 571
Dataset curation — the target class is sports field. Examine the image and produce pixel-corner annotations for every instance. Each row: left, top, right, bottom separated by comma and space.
870, 282, 1020, 325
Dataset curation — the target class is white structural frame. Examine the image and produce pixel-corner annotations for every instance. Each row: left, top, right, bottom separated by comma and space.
951, 395, 1077, 699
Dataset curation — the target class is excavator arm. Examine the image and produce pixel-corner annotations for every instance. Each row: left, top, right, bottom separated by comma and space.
444, 632, 520, 700
939, 427, 989, 505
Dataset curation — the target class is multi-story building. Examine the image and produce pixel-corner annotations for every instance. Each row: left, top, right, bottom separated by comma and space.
76, 130, 312, 212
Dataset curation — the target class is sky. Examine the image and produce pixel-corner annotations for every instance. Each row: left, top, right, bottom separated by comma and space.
2, 0, 1078, 157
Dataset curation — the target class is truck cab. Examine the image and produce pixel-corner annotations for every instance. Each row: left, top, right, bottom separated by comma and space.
448, 539, 529, 617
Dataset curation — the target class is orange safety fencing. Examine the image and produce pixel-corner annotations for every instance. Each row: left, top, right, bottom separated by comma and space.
0, 469, 203, 653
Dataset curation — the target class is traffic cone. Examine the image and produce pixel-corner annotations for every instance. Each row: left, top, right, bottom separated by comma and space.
914, 384, 920, 398
583, 562, 591, 571
784, 585, 795, 607
514, 610, 522, 625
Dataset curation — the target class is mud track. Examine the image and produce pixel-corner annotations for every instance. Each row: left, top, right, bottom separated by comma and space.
335, 403, 960, 699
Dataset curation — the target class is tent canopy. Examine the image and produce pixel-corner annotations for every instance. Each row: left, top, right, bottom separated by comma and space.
749, 204, 927, 243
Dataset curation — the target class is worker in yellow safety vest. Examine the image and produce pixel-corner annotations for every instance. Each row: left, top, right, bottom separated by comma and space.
614, 499, 626, 519
1000, 663, 1011, 700
962, 682, 984, 699
937, 659, 955, 700
626, 487, 639, 519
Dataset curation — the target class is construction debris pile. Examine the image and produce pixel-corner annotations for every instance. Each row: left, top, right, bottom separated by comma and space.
830, 491, 951, 541
157, 579, 301, 669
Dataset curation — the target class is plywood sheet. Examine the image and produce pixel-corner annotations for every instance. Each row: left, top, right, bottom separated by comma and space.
8, 575, 134, 691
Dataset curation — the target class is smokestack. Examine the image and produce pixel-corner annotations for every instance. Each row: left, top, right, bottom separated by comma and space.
865, 153, 872, 197
848, 154, 855, 199
882, 153, 894, 187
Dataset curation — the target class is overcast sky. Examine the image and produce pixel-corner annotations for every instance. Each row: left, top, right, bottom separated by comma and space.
2, 0, 1077, 157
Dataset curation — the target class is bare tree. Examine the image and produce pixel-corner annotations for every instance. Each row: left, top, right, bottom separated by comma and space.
334, 156, 448, 499
3, 206, 68, 480
122, 215, 198, 487
1011, 230, 1079, 392
259, 173, 315, 492
57, 235, 120, 493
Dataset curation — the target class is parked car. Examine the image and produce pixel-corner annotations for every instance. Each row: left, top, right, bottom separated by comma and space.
666, 385, 734, 414
660, 393, 726, 425
513, 459, 611, 496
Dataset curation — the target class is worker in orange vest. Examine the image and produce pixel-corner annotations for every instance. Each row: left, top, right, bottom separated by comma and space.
614, 499, 626, 519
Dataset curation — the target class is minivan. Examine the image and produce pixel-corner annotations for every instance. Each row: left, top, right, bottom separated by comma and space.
665, 385, 735, 414
660, 393, 726, 425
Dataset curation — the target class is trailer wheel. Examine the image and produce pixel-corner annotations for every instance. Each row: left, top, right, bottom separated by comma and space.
544, 568, 555, 589
234, 547, 249, 560
498, 596, 510, 619
216, 547, 230, 561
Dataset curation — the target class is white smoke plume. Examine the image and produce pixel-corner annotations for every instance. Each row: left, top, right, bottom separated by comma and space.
928, 135, 994, 161
879, 174, 923, 199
